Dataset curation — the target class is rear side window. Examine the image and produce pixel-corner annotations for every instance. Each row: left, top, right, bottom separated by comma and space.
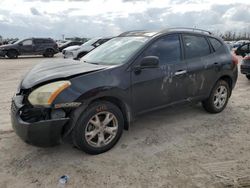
183, 35, 210, 59
34, 39, 53, 44
143, 34, 181, 64
209, 37, 222, 51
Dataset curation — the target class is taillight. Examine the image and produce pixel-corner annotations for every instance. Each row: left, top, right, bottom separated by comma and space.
232, 54, 238, 65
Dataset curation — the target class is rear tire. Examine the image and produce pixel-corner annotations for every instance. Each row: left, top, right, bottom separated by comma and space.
202, 80, 230, 113
43, 49, 54, 57
71, 101, 124, 155
246, 75, 250, 80
7, 50, 18, 59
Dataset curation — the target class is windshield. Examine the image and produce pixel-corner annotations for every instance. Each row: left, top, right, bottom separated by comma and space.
81, 38, 98, 47
14, 39, 23, 44
81, 36, 149, 65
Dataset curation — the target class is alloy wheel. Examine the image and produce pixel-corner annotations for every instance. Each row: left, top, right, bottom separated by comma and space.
84, 111, 118, 148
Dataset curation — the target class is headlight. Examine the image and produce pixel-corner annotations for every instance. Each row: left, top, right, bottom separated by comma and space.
28, 81, 71, 106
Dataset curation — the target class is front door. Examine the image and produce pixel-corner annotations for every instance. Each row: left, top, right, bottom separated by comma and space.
131, 34, 188, 114
19, 39, 34, 55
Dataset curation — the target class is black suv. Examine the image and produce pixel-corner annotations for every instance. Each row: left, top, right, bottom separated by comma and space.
0, 38, 58, 58
11, 28, 238, 154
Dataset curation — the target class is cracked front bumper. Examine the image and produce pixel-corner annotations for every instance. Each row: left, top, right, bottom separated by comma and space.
11, 95, 69, 147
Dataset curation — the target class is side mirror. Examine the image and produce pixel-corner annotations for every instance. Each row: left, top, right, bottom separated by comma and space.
140, 56, 159, 68
18, 43, 23, 46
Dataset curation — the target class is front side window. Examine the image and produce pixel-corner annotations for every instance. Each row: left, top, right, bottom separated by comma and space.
81, 37, 149, 65
183, 35, 210, 59
143, 34, 181, 64
22, 39, 32, 46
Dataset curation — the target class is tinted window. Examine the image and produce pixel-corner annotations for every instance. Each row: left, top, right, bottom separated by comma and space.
183, 35, 210, 59
143, 34, 181, 64
209, 37, 222, 51
34, 39, 44, 44
34, 39, 53, 44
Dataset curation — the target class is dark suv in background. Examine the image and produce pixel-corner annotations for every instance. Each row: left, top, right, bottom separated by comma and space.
0, 38, 58, 59
11, 28, 238, 154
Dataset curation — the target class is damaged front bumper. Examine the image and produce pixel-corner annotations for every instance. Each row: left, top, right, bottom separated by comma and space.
0, 50, 6, 57
11, 95, 70, 147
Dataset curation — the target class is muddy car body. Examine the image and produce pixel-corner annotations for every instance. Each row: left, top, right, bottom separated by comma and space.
11, 28, 238, 154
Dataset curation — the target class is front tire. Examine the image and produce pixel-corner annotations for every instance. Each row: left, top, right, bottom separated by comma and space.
246, 75, 250, 80
202, 80, 230, 113
71, 101, 124, 155
7, 50, 18, 59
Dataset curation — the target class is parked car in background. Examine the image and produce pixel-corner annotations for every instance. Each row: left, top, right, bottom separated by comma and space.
241, 53, 250, 80
64, 37, 111, 60
11, 28, 238, 154
0, 38, 58, 59
62, 45, 81, 55
235, 43, 250, 57
58, 41, 83, 52
224, 41, 234, 51
233, 40, 250, 49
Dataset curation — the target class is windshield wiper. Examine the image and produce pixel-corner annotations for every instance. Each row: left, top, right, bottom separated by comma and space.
82, 60, 99, 65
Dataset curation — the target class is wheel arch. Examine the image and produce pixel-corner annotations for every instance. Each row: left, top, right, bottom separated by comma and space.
63, 95, 132, 139
219, 75, 233, 91
7, 48, 20, 55
44, 48, 55, 53
89, 96, 132, 130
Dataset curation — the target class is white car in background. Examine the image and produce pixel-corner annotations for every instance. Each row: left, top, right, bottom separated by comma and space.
64, 37, 112, 60
62, 45, 81, 56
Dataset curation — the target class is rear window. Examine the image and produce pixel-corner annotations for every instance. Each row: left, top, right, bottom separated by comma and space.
183, 35, 210, 59
34, 39, 53, 44
209, 37, 222, 51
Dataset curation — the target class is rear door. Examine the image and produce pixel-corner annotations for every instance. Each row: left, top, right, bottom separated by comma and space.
182, 34, 215, 98
131, 34, 189, 114
33, 39, 45, 54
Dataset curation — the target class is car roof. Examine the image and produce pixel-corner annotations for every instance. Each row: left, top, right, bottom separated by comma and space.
118, 27, 214, 38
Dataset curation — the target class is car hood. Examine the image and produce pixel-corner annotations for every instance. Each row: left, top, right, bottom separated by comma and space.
64, 45, 80, 52
0, 43, 14, 49
21, 59, 108, 89
78, 45, 95, 52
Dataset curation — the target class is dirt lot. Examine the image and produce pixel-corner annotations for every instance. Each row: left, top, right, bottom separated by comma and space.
0, 55, 250, 188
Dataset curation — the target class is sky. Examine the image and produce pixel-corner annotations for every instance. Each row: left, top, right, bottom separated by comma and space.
0, 0, 250, 39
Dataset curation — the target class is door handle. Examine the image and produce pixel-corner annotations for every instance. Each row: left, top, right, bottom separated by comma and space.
174, 70, 187, 76
213, 62, 220, 66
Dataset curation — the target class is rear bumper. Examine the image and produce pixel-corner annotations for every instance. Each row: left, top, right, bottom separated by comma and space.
11, 95, 69, 147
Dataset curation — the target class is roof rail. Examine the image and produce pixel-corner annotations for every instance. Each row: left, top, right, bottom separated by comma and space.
118, 30, 146, 37
163, 27, 212, 35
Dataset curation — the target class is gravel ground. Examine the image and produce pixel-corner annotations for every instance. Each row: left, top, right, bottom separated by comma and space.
0, 55, 250, 188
